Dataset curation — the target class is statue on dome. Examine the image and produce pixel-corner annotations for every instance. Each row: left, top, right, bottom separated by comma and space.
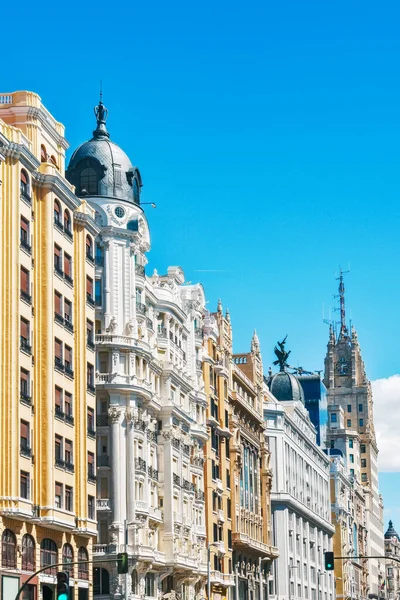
273, 336, 291, 372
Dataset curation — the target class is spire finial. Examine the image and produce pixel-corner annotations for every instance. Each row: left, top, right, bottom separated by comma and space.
217, 298, 222, 314
251, 329, 260, 353
336, 267, 350, 338
225, 308, 231, 322
93, 86, 110, 139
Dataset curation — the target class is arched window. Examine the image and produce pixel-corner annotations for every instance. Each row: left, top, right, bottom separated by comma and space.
2, 529, 17, 568
133, 178, 140, 203
50, 155, 58, 168
21, 534, 35, 571
78, 547, 89, 579
20, 169, 30, 199
62, 543, 74, 575
41, 145, 47, 163
86, 235, 93, 260
40, 538, 58, 575
93, 567, 110, 595
80, 168, 98, 195
127, 219, 138, 232
131, 569, 138, 594
64, 209, 71, 235
54, 200, 61, 226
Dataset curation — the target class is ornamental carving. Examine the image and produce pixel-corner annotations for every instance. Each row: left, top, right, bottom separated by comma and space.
109, 406, 121, 423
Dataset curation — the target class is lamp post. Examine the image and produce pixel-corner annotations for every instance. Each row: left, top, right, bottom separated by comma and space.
259, 557, 271, 600
288, 566, 298, 600
207, 542, 221, 600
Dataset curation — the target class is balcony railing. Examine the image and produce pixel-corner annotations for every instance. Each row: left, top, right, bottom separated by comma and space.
65, 414, 74, 425
64, 317, 73, 332
196, 360, 202, 370
55, 458, 65, 469
157, 326, 167, 338
20, 237, 31, 253
54, 263, 63, 277
86, 293, 95, 307
96, 414, 109, 427
97, 456, 110, 467
86, 252, 94, 264
64, 227, 73, 240
87, 427, 96, 438
88, 472, 97, 483
55, 406, 65, 420
65, 364, 74, 378
20, 337, 32, 354
87, 337, 95, 350
20, 393, 32, 406
183, 479, 195, 493
195, 489, 205, 502
183, 444, 190, 456
20, 289, 32, 304
55, 357, 64, 372
195, 327, 203, 338
87, 382, 95, 393
136, 302, 146, 315
148, 466, 159, 480
135, 457, 147, 473
135, 264, 145, 277
173, 473, 181, 487
20, 444, 32, 458
54, 217, 63, 232
20, 191, 31, 205
65, 461, 75, 473
64, 273, 73, 286
134, 419, 146, 432
146, 318, 154, 330
54, 312, 64, 325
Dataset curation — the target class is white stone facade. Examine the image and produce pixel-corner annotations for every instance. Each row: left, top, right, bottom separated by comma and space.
264, 392, 335, 600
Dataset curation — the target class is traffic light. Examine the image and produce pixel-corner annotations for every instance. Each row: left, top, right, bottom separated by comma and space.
56, 571, 69, 600
117, 552, 128, 574
324, 551, 334, 571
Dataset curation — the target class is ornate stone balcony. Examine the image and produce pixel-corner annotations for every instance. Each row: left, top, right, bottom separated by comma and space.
96, 498, 111, 511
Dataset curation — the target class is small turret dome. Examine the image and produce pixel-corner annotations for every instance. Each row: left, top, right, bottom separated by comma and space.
385, 520, 400, 541
66, 97, 142, 204
267, 370, 305, 403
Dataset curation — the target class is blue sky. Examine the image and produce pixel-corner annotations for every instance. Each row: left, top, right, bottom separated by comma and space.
2, 0, 399, 516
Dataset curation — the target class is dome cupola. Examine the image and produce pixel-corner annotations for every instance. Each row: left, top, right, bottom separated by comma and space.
266, 336, 305, 403
66, 96, 142, 204
385, 520, 400, 541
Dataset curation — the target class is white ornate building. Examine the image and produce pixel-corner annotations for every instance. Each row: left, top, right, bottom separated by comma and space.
66, 99, 208, 599
264, 362, 335, 600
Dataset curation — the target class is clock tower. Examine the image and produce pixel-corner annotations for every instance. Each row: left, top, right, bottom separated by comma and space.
323, 271, 384, 599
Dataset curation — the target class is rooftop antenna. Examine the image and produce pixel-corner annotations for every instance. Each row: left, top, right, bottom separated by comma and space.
334, 266, 350, 338
100, 79, 103, 103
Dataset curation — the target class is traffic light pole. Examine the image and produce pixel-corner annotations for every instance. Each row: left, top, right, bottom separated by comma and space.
14, 557, 120, 600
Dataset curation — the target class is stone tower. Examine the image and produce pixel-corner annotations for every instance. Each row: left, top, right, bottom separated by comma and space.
324, 272, 384, 599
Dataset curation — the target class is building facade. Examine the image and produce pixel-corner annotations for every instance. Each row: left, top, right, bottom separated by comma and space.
324, 273, 385, 599
0, 91, 98, 599
265, 345, 335, 600
66, 100, 208, 599
384, 521, 400, 600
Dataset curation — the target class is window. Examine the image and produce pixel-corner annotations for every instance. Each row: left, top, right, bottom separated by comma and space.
62, 543, 74, 574
64, 210, 72, 235
54, 200, 62, 225
350, 468, 354, 476
55, 338, 63, 369
20, 471, 30, 500
20, 419, 30, 452
330, 440, 335, 449
2, 529, 17, 568
88, 496, 95, 520
80, 167, 97, 195
88, 452, 95, 478
115, 206, 125, 218
54, 244, 62, 273
65, 392, 73, 417
21, 534, 35, 571
41, 144, 47, 163
347, 404, 352, 413
133, 178, 140, 203
95, 279, 102, 306
93, 567, 110, 595
20, 169, 30, 199
349, 454, 354, 463
55, 482, 63, 508
349, 439, 353, 448
86, 235, 93, 260
64, 252, 72, 281
361, 473, 367, 482
20, 266, 31, 304
64, 299, 72, 328
132, 570, 139, 594
55, 435, 63, 463
78, 547, 89, 579
145, 573, 155, 597
65, 439, 73, 466
54, 291, 63, 319
65, 345, 73, 375
331, 413, 337, 423
20, 216, 30, 250
86, 276, 94, 304
358, 404, 363, 412
88, 407, 95, 434
41, 538, 57, 575
65, 486, 73, 512
87, 320, 94, 347
87, 363, 95, 391
20, 368, 30, 400
228, 529, 232, 549
361, 458, 367, 468
347, 419, 351, 427
21, 318, 31, 352
359, 419, 364, 427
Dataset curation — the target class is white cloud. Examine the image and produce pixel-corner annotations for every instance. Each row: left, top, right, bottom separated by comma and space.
371, 375, 400, 472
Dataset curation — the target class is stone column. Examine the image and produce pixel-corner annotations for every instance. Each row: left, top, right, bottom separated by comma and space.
103, 240, 111, 329
126, 409, 136, 532
109, 406, 122, 532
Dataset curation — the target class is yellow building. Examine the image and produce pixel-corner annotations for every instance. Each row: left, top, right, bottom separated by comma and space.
0, 91, 99, 599
203, 302, 278, 600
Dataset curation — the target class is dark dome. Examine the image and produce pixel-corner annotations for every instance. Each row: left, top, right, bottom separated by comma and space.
267, 370, 305, 403
66, 99, 142, 204
385, 520, 400, 541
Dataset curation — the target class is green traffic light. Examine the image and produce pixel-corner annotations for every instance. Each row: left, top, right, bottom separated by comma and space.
58, 595, 68, 600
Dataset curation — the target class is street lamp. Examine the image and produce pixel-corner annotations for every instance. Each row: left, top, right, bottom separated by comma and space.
288, 566, 298, 600
259, 557, 271, 600
207, 542, 222, 600
140, 202, 157, 208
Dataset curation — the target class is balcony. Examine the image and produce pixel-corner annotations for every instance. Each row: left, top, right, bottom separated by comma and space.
183, 479, 195, 493
64, 273, 73, 286
173, 473, 181, 487
196, 359, 202, 371
87, 382, 96, 394
195, 489, 205, 502
146, 318, 154, 331
55, 357, 64, 372
65, 461, 74, 473
93, 544, 112, 556
135, 264, 145, 277
20, 337, 31, 355
148, 466, 159, 480
135, 457, 147, 473
20, 191, 31, 205
20, 237, 32, 253
157, 326, 167, 339
64, 317, 74, 333
55, 406, 65, 420
88, 472, 97, 483
136, 500, 149, 514
64, 227, 73, 240
55, 458, 65, 469
20, 289, 32, 304
97, 456, 110, 468
54, 312, 64, 325
87, 427, 96, 438
20, 393, 32, 406
86, 293, 95, 307
218, 509, 225, 523
54, 218, 63, 232
87, 337, 95, 350
86, 252, 94, 264
96, 414, 109, 427
65, 364, 74, 378
136, 302, 146, 316
216, 479, 224, 492
55, 264, 64, 277
65, 414, 74, 425
194, 327, 203, 339
96, 498, 111, 511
